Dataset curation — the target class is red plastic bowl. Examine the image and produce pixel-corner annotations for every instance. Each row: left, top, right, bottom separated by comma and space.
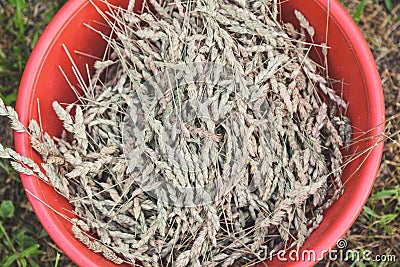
16, 0, 385, 266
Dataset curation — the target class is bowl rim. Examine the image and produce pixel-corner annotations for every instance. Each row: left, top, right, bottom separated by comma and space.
15, 1, 120, 266
15, 0, 385, 266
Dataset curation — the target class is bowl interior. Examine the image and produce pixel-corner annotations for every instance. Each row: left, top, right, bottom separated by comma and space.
16, 0, 384, 266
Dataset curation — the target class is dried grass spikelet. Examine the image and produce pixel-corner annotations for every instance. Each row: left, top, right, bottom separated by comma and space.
72, 221, 124, 264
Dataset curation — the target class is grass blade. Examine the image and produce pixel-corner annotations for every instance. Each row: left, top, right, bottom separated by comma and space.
54, 253, 61, 267
384, 0, 393, 11
2, 254, 17, 267
353, 0, 367, 25
362, 206, 380, 218
19, 244, 42, 258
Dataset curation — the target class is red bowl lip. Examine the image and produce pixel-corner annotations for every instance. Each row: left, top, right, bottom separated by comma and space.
272, 1, 384, 266
15, 0, 385, 266
292, 0, 385, 264
15, 1, 113, 266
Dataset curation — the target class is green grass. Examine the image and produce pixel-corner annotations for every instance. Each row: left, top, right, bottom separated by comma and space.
0, 0, 66, 105
383, 0, 394, 11
353, 0, 368, 24
339, 0, 395, 25
361, 186, 400, 235
0, 200, 44, 267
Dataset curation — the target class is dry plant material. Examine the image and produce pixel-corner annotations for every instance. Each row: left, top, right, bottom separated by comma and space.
0, 0, 352, 266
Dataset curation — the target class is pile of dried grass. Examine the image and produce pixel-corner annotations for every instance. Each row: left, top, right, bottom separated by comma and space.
0, 0, 351, 266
